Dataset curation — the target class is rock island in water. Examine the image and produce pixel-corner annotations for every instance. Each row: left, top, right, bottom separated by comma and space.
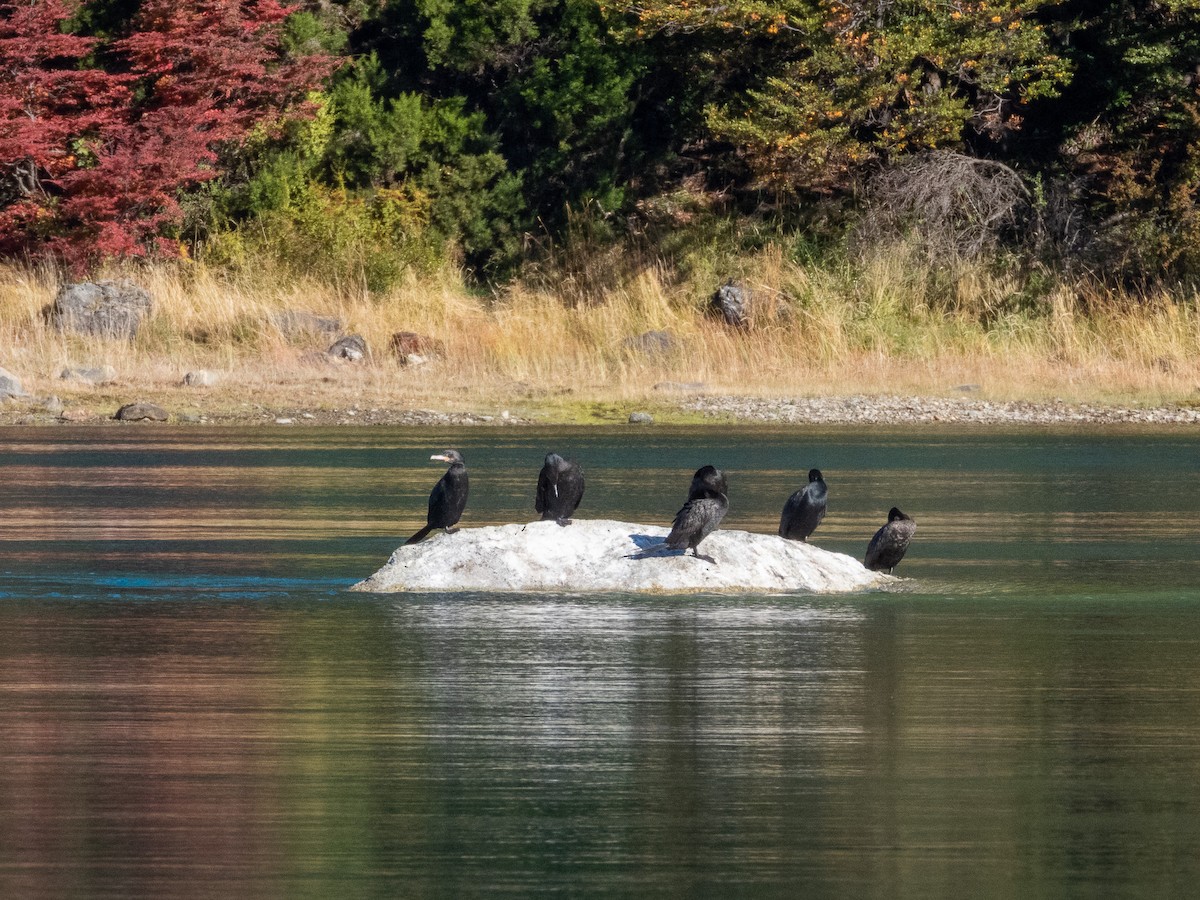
351, 519, 890, 594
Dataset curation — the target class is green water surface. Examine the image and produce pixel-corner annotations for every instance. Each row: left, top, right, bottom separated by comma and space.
0, 425, 1197, 898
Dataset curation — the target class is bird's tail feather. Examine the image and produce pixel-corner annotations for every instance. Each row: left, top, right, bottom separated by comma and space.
405, 524, 434, 545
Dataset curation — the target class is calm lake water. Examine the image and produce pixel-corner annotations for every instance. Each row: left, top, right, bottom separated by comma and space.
2, 424, 1199, 898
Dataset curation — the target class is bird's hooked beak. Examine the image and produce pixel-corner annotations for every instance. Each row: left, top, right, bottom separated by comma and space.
431, 453, 452, 462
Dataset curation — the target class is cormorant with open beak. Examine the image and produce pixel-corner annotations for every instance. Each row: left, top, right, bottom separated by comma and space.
406, 449, 469, 545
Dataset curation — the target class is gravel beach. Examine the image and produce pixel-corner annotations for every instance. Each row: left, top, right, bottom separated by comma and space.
681, 394, 1200, 426
3, 390, 1199, 427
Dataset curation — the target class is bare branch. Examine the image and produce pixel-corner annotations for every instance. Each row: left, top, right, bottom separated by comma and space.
855, 151, 1035, 263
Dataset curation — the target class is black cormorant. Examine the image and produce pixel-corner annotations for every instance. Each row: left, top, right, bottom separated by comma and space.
864, 507, 916, 573
405, 450, 469, 545
535, 452, 585, 526
665, 465, 728, 563
779, 468, 827, 541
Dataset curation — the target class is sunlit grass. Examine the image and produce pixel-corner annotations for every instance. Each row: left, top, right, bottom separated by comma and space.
0, 244, 1198, 420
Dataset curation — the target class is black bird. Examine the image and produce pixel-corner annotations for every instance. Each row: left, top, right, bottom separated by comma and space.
665, 465, 729, 563
405, 450, 469, 545
535, 452, 585, 526
779, 468, 827, 542
864, 507, 916, 573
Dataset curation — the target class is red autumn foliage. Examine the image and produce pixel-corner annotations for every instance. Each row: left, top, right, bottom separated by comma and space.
0, 0, 334, 269
0, 0, 130, 251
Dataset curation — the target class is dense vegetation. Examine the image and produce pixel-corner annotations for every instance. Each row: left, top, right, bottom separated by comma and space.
4, 0, 1200, 294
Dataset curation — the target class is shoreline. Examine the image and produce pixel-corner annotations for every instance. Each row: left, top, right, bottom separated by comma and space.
2, 389, 1198, 427
681, 394, 1200, 426
5, 265, 1200, 431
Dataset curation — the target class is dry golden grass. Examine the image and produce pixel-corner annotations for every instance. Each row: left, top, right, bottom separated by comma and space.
1, 246, 1199, 422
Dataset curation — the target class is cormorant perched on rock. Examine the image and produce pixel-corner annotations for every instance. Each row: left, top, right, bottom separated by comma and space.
535, 452, 585, 526
864, 507, 916, 573
665, 465, 728, 563
406, 450, 469, 545
779, 468, 827, 542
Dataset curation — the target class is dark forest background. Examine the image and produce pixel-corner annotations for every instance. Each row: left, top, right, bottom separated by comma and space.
4, 0, 1200, 293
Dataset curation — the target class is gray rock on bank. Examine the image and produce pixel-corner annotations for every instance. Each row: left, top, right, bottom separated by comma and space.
351, 519, 889, 594
183, 369, 218, 387
115, 401, 168, 422
711, 281, 749, 328
329, 334, 368, 361
0, 366, 26, 399
272, 310, 342, 339
49, 280, 152, 339
61, 364, 117, 385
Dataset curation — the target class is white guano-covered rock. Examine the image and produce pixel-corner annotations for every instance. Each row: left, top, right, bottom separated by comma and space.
351, 519, 890, 594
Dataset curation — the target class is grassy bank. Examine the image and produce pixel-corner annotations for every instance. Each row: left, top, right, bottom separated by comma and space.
1, 247, 1199, 424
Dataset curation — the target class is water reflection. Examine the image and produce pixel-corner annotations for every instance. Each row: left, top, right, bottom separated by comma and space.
5, 595, 1200, 896
1, 426, 1200, 896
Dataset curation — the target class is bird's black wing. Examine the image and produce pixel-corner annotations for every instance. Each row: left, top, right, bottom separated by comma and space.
535, 466, 551, 515
666, 499, 702, 548
779, 489, 804, 537
667, 496, 727, 549
427, 469, 469, 530
446, 471, 469, 525
797, 484, 827, 535
558, 466, 585, 515
427, 474, 451, 527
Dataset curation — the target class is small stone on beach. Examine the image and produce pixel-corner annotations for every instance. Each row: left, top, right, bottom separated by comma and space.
183, 370, 218, 387
60, 365, 117, 385
115, 401, 169, 422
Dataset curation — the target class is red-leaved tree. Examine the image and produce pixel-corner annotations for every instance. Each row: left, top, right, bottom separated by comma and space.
0, 0, 334, 268
0, 0, 129, 254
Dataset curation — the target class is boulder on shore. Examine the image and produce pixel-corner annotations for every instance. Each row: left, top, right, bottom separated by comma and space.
710, 281, 749, 328
272, 310, 342, 340
183, 369, 218, 387
351, 519, 890, 594
115, 401, 168, 422
49, 280, 152, 339
0, 366, 26, 399
328, 333, 368, 361
61, 364, 117, 385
